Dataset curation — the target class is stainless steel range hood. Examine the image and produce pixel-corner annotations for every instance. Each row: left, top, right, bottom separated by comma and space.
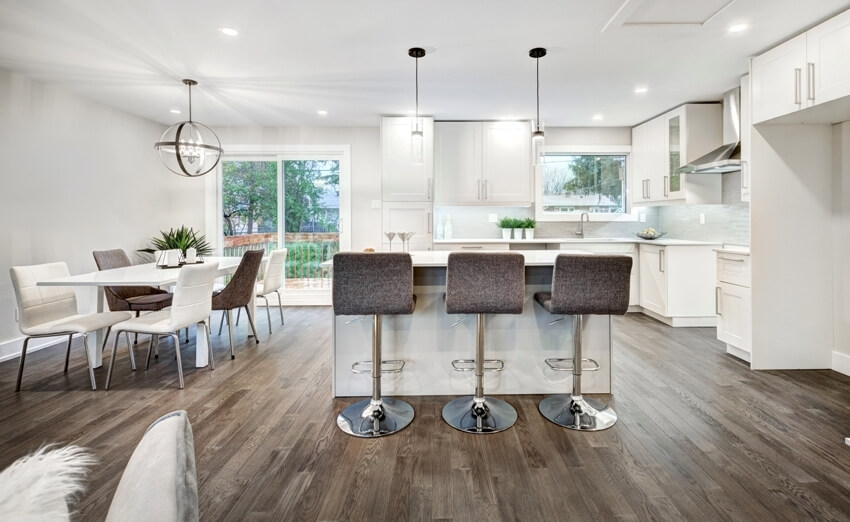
678, 87, 741, 174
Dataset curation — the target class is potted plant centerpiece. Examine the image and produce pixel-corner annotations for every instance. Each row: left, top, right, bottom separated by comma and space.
139, 226, 213, 265
522, 218, 537, 240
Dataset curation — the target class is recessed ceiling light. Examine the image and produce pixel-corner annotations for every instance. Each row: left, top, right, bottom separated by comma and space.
170, 109, 181, 114
728, 23, 748, 33
317, 110, 328, 116
219, 27, 239, 37
634, 86, 648, 94
592, 114, 604, 121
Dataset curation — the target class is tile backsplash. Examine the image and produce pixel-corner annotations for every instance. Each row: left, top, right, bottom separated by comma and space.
434, 172, 750, 245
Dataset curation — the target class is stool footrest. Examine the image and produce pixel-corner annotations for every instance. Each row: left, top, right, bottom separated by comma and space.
544, 357, 600, 372
351, 359, 405, 374
451, 359, 505, 372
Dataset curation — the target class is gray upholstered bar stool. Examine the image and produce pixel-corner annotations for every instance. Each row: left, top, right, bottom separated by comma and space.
332, 252, 416, 438
442, 252, 525, 434
534, 254, 632, 431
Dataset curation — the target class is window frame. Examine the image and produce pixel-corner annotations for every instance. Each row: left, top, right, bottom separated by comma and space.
534, 145, 637, 222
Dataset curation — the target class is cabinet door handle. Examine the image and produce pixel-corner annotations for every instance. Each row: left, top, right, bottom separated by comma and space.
807, 62, 815, 102
646, 179, 651, 199
427, 212, 432, 233
741, 161, 749, 189
427, 178, 433, 200
716, 287, 722, 316
794, 68, 802, 106
663, 175, 669, 197
659, 249, 665, 273
477, 180, 482, 200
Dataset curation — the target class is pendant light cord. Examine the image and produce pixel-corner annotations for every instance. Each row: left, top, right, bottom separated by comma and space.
536, 57, 540, 131
415, 56, 419, 122
188, 83, 193, 122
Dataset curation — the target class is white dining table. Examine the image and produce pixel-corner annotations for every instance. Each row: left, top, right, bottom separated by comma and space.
36, 256, 245, 368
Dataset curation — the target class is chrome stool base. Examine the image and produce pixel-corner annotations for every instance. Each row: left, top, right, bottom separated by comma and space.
442, 396, 517, 434
538, 394, 617, 431
336, 398, 414, 438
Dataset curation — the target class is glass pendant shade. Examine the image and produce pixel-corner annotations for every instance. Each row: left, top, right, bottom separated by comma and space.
532, 124, 545, 165
154, 79, 223, 177
410, 119, 424, 166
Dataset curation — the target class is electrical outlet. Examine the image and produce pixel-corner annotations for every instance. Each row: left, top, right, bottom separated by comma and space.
639, 213, 646, 223
488, 213, 498, 223
371, 200, 381, 209
699, 213, 706, 225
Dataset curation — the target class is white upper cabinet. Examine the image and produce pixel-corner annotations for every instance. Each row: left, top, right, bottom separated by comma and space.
751, 34, 806, 124
481, 122, 532, 203
434, 121, 532, 205
381, 117, 434, 202
434, 122, 481, 204
631, 104, 721, 207
806, 8, 850, 107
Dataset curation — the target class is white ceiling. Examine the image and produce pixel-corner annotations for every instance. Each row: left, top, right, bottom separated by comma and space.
1, 0, 848, 127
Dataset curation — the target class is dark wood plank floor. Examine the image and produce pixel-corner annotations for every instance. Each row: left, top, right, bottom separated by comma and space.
1, 309, 849, 521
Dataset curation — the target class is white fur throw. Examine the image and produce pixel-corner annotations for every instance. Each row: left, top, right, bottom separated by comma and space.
0, 445, 96, 521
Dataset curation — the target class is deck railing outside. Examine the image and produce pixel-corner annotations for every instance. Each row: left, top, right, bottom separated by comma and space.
222, 232, 338, 288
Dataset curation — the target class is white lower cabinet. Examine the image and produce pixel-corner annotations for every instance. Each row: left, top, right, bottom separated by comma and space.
715, 251, 751, 361
638, 244, 717, 327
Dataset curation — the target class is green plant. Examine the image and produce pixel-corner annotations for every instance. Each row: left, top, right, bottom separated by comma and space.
497, 217, 519, 229
139, 226, 213, 256
521, 218, 537, 229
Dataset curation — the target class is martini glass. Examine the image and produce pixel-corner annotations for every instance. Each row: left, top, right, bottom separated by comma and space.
385, 232, 396, 252
397, 232, 411, 252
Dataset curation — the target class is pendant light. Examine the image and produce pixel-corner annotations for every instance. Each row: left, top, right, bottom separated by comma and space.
154, 79, 223, 177
529, 48, 547, 165
409, 47, 426, 166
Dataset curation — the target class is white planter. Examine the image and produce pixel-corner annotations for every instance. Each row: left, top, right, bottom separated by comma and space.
501, 229, 511, 240
513, 228, 524, 240
525, 229, 535, 240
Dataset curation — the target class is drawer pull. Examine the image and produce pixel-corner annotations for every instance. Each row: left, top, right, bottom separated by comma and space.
716, 287, 722, 316
461, 246, 483, 249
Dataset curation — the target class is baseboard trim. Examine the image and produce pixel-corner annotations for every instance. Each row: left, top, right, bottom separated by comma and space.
832, 351, 850, 376
0, 335, 68, 364
640, 308, 717, 328
727, 344, 752, 363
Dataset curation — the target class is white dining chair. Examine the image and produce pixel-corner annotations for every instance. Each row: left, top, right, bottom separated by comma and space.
9, 262, 133, 391
105, 262, 219, 390
226, 248, 287, 335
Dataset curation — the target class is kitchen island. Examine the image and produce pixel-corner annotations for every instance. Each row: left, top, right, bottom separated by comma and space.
330, 250, 616, 397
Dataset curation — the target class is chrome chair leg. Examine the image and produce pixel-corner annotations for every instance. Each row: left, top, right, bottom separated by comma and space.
275, 290, 285, 325
63, 334, 73, 373
106, 331, 121, 390
15, 337, 30, 392
244, 306, 260, 344
226, 310, 235, 359
171, 333, 184, 389
202, 321, 215, 371
261, 295, 272, 334
80, 333, 97, 391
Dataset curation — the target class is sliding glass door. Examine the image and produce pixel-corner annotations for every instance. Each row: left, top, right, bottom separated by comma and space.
218, 147, 350, 304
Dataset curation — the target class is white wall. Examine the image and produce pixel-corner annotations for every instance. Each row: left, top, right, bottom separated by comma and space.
212, 126, 381, 252
751, 124, 834, 369
832, 122, 850, 373
0, 69, 204, 359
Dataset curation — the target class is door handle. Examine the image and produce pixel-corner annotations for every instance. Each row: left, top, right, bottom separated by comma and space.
716, 287, 722, 316
664, 176, 669, 197
646, 179, 651, 199
807, 62, 815, 102
741, 161, 749, 189
794, 68, 802, 106
659, 249, 665, 273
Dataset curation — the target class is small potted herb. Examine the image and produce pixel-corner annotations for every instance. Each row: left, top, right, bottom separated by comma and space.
522, 218, 537, 240
497, 217, 515, 240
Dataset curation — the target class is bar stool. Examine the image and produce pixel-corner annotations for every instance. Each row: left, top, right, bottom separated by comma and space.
332, 252, 416, 438
534, 254, 632, 431
442, 252, 525, 434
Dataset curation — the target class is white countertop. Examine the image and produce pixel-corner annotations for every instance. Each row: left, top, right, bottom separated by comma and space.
433, 237, 721, 247
320, 250, 597, 268
714, 245, 751, 255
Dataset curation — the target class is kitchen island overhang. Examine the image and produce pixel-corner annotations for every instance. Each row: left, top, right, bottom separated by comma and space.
329, 250, 615, 397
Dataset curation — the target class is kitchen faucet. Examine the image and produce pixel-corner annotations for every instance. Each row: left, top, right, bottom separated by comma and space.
576, 212, 590, 237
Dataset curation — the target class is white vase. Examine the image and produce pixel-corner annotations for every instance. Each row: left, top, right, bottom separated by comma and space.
525, 229, 535, 240
513, 228, 523, 240
501, 229, 511, 240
